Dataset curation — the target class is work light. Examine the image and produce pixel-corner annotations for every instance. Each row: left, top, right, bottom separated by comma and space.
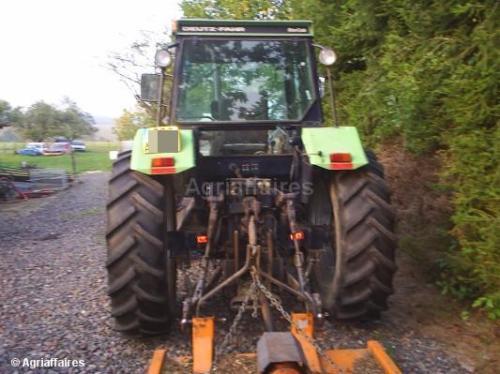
155, 49, 171, 68
318, 48, 337, 66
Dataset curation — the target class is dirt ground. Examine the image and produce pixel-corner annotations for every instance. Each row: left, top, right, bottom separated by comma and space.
0, 172, 498, 373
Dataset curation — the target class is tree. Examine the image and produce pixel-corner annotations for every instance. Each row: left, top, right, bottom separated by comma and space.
181, 0, 291, 19
107, 31, 175, 124
16, 101, 96, 141
113, 107, 155, 141
0, 99, 23, 128
18, 102, 61, 141
58, 99, 97, 141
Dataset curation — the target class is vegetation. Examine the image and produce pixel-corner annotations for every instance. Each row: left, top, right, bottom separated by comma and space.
113, 107, 155, 141
0, 142, 117, 173
0, 99, 96, 141
180, 0, 499, 318
0, 100, 23, 128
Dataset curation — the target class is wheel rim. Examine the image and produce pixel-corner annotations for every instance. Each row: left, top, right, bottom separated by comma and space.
308, 174, 344, 309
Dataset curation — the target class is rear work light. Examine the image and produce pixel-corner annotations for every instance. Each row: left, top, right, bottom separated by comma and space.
196, 234, 208, 244
329, 152, 353, 170
151, 157, 176, 174
290, 231, 305, 241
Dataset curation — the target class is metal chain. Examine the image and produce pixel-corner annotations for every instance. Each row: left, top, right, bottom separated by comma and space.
251, 290, 259, 318
250, 267, 345, 374
212, 282, 257, 372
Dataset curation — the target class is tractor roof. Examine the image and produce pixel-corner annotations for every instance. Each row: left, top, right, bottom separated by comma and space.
174, 19, 313, 37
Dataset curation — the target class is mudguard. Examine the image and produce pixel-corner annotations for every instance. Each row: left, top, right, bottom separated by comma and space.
301, 126, 368, 170
130, 127, 195, 175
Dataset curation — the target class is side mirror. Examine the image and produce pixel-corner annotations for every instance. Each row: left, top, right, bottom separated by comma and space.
140, 74, 161, 102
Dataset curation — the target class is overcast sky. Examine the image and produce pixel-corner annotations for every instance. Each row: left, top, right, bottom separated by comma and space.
0, 0, 182, 119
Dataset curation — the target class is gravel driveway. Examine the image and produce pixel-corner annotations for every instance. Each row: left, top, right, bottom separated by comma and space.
0, 172, 470, 373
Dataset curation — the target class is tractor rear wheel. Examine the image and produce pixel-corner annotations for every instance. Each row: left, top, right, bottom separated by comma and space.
310, 152, 397, 319
106, 150, 176, 334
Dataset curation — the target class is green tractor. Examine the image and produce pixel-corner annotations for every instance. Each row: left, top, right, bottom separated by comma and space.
106, 19, 396, 335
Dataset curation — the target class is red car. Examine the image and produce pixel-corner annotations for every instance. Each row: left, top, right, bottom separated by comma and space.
43, 142, 71, 156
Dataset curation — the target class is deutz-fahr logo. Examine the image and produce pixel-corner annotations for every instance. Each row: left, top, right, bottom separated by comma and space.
181, 26, 246, 32
287, 27, 308, 33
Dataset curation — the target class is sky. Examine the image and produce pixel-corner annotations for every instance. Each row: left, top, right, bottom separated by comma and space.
0, 0, 182, 120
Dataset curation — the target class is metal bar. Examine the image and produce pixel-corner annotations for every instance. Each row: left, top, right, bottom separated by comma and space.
156, 69, 165, 127
326, 66, 339, 127
260, 294, 274, 332
233, 230, 239, 275
196, 246, 252, 314
257, 270, 306, 301
266, 230, 273, 288
204, 266, 223, 293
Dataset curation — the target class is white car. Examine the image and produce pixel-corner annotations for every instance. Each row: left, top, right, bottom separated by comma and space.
71, 140, 86, 152
26, 142, 47, 152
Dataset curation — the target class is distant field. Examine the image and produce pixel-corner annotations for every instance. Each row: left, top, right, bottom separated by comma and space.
0, 142, 119, 173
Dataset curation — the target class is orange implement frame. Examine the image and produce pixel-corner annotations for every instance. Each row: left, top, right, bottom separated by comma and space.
147, 348, 166, 374
291, 313, 322, 373
290, 312, 402, 374
147, 313, 401, 374
192, 317, 215, 374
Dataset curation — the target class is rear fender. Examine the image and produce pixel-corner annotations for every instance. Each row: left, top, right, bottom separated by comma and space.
130, 127, 196, 175
301, 127, 368, 170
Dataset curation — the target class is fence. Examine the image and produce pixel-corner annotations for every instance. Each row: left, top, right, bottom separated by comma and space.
0, 166, 69, 194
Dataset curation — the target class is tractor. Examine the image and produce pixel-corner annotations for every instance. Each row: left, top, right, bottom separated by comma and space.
106, 19, 397, 373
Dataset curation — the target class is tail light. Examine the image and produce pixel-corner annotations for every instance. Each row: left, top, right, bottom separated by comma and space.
151, 157, 175, 168
329, 153, 352, 163
329, 152, 353, 170
151, 157, 176, 175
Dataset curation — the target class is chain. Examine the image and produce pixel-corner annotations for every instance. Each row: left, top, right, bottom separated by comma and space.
250, 267, 345, 374
251, 291, 259, 318
212, 281, 257, 372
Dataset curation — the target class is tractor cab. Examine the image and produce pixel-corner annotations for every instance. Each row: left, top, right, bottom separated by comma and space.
171, 20, 322, 127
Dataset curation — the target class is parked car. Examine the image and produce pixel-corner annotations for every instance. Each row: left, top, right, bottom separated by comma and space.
71, 140, 86, 152
15, 142, 46, 156
16, 148, 42, 156
43, 142, 71, 156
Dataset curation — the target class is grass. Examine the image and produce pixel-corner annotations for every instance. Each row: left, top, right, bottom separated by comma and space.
0, 141, 119, 173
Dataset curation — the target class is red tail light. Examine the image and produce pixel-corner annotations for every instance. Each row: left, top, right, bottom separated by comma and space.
329, 153, 352, 163
151, 157, 175, 168
329, 152, 353, 170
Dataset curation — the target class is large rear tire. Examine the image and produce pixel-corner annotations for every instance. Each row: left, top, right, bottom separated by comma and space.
310, 152, 397, 319
106, 151, 175, 334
